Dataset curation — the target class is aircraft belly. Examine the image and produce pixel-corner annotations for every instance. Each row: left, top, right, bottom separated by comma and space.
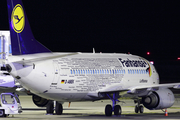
38, 93, 88, 102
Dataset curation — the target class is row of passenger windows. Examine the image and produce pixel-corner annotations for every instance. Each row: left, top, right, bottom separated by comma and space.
128, 69, 148, 74
70, 69, 149, 75
70, 69, 125, 75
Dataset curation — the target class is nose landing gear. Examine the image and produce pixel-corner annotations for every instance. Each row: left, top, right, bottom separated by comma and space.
134, 99, 144, 113
46, 101, 63, 115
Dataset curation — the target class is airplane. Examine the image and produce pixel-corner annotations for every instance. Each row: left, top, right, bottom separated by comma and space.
0, 68, 15, 88
4, 0, 180, 116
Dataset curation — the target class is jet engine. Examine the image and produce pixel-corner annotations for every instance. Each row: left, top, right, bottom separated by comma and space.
32, 94, 50, 107
142, 88, 174, 110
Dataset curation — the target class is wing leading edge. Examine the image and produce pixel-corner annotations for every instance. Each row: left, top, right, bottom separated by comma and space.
99, 83, 180, 94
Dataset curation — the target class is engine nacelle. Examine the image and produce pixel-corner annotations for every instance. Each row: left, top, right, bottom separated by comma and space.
32, 94, 50, 107
142, 88, 174, 110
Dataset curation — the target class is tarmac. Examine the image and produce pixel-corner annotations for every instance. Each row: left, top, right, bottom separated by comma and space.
2, 95, 180, 120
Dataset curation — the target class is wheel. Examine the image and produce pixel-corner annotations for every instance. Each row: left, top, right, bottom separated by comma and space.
0, 109, 5, 117
139, 105, 144, 113
55, 102, 63, 115
135, 105, 139, 113
46, 102, 54, 114
105, 104, 112, 116
114, 105, 122, 115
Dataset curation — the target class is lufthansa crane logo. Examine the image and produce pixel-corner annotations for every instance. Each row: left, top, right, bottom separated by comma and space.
11, 4, 25, 33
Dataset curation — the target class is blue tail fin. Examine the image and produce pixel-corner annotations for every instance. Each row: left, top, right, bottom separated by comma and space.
7, 0, 51, 55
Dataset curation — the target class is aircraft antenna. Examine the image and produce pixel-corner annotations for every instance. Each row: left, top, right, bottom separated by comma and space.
93, 48, 95, 54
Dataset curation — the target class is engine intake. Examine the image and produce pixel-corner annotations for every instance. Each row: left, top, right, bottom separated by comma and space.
32, 94, 49, 107
142, 88, 174, 110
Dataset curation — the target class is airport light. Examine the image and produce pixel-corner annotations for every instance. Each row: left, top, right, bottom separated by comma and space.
150, 61, 154, 64
147, 52, 150, 55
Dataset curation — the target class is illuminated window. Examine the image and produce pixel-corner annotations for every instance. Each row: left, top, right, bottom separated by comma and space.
146, 70, 149, 74
107, 70, 109, 74
70, 70, 72, 74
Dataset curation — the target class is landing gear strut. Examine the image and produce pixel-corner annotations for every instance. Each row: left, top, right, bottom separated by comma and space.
105, 92, 122, 116
46, 101, 63, 115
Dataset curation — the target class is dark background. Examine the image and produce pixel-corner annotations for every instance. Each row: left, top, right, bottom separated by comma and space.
0, 0, 180, 83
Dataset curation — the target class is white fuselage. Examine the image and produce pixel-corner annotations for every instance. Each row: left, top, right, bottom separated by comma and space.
7, 52, 159, 102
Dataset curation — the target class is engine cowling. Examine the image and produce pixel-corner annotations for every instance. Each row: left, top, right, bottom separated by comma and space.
142, 88, 174, 110
32, 94, 49, 107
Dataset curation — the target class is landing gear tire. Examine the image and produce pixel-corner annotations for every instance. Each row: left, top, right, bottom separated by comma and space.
0, 110, 5, 117
55, 103, 63, 115
135, 105, 144, 113
105, 104, 112, 116
46, 102, 54, 114
135, 105, 139, 113
139, 105, 144, 113
114, 105, 122, 115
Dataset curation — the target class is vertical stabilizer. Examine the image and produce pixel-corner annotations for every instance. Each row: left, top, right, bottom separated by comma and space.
7, 0, 51, 55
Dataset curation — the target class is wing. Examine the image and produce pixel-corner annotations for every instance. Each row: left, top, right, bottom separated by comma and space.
99, 83, 180, 94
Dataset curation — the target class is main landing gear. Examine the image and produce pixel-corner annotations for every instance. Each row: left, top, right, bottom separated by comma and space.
46, 101, 63, 115
105, 92, 122, 116
134, 99, 144, 113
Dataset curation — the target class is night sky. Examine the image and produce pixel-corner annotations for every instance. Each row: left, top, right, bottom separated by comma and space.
0, 0, 180, 82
